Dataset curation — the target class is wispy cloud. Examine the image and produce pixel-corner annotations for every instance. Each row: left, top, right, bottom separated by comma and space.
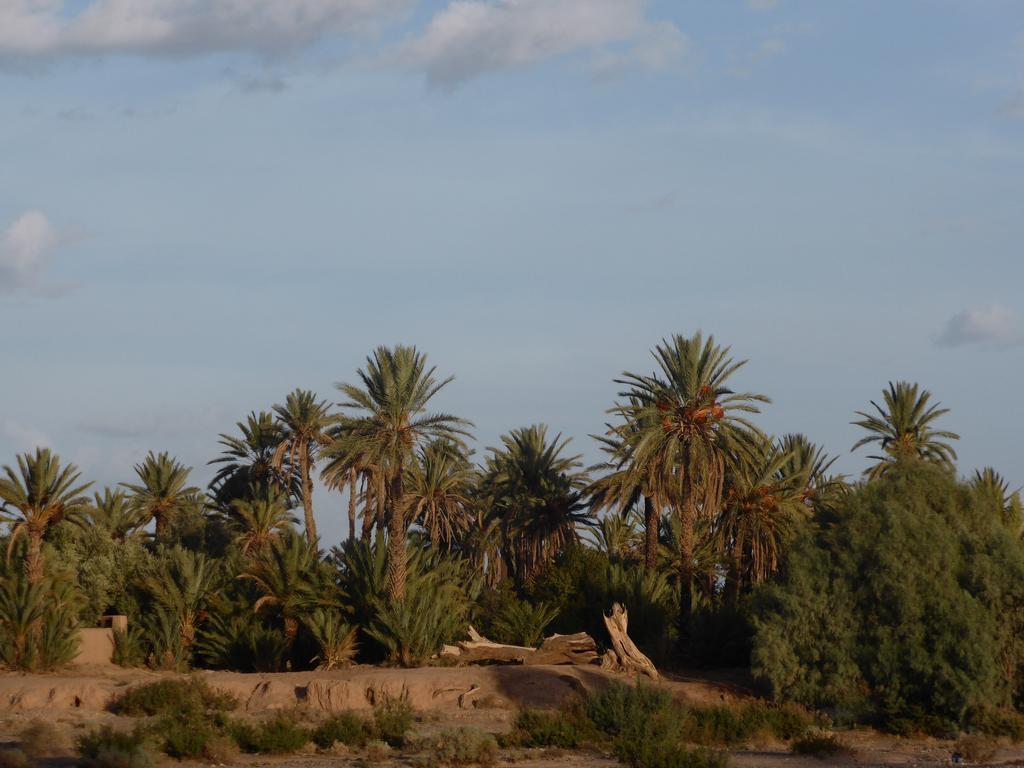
395, 0, 688, 89
936, 304, 1024, 347
0, 210, 70, 296
0, 0, 411, 66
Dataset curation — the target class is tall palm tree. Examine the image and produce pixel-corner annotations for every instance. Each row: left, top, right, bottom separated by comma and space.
81, 488, 148, 542
0, 448, 92, 583
223, 488, 298, 558
209, 411, 296, 506
272, 390, 333, 546
402, 439, 476, 549
615, 332, 768, 636
329, 345, 472, 600
240, 531, 326, 649
717, 440, 809, 603
121, 451, 202, 545
852, 381, 959, 479
481, 425, 592, 587
776, 433, 847, 516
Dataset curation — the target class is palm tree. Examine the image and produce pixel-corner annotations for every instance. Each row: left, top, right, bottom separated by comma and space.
481, 425, 592, 587
776, 433, 847, 516
329, 345, 472, 600
240, 531, 326, 649
0, 448, 92, 584
402, 440, 476, 549
272, 390, 333, 546
223, 489, 297, 558
209, 411, 295, 506
717, 440, 810, 603
971, 467, 1023, 529
586, 508, 643, 563
615, 332, 768, 636
137, 546, 219, 651
587, 415, 672, 572
121, 451, 202, 545
81, 488, 148, 542
852, 381, 959, 479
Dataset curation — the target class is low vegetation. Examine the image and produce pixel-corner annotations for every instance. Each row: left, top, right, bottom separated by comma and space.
427, 727, 499, 767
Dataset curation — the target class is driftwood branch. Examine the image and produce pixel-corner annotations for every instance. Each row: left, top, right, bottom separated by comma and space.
600, 603, 659, 680
440, 626, 598, 666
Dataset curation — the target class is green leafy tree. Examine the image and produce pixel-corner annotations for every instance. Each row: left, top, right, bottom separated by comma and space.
121, 451, 202, 546
615, 332, 768, 636
329, 345, 472, 600
852, 381, 959, 479
751, 463, 1024, 729
272, 391, 333, 546
0, 448, 92, 584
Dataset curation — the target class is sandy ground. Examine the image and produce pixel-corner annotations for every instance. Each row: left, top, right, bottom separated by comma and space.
1, 666, 1021, 767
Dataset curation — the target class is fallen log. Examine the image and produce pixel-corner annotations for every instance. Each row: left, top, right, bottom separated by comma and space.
600, 603, 659, 680
441, 626, 598, 666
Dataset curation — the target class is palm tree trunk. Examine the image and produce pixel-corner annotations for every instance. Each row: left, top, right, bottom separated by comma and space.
347, 468, 358, 543
361, 475, 375, 541
154, 513, 169, 546
726, 542, 743, 606
387, 468, 407, 601
643, 495, 659, 572
300, 447, 318, 545
24, 529, 44, 585
376, 473, 386, 534
678, 451, 696, 652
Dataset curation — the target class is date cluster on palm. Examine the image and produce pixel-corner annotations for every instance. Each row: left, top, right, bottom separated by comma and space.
440, 603, 658, 680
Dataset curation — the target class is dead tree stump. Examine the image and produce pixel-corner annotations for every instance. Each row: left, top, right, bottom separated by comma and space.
600, 602, 659, 680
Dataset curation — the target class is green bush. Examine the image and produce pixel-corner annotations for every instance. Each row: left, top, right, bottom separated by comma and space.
953, 734, 998, 764
680, 701, 813, 746
789, 732, 851, 758
752, 464, 1024, 730
507, 708, 589, 748
584, 682, 675, 738
229, 714, 309, 754
112, 677, 236, 716
616, 742, 728, 768
311, 713, 371, 749
489, 600, 559, 647
77, 727, 153, 768
373, 698, 415, 747
965, 706, 1024, 740
428, 727, 498, 767
111, 628, 146, 668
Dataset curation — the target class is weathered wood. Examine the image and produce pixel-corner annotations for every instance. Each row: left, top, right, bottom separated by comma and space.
441, 626, 599, 666
601, 603, 659, 680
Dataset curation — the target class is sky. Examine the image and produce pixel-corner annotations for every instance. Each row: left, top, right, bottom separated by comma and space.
1, 0, 1023, 545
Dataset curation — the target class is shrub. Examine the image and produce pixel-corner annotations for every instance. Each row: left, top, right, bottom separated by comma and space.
373, 698, 415, 747
752, 465, 1024, 729
229, 714, 309, 754
18, 719, 65, 757
311, 713, 371, 749
680, 701, 813, 746
428, 727, 498, 767
77, 727, 153, 768
507, 709, 589, 749
584, 682, 675, 738
965, 706, 1024, 740
304, 608, 358, 670
0, 749, 29, 768
489, 601, 559, 647
112, 677, 236, 716
616, 742, 728, 768
160, 716, 219, 759
954, 734, 998, 764
111, 628, 146, 668
790, 732, 851, 758
195, 612, 288, 673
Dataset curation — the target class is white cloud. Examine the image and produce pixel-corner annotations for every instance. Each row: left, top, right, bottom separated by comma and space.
936, 304, 1024, 347
396, 0, 687, 88
0, 210, 62, 295
0, 0, 410, 64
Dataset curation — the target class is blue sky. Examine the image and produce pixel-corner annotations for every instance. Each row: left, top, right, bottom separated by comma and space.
2, 0, 1022, 544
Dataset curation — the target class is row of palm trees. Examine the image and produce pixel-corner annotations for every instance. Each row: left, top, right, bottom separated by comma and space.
1, 334, 1015, 648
